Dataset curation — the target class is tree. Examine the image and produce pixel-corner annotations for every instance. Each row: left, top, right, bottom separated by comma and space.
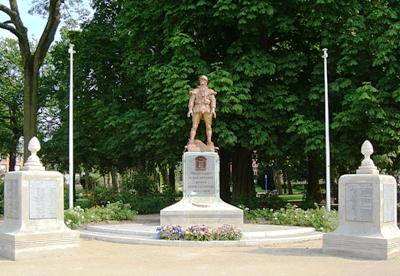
0, 0, 62, 159
0, 38, 23, 170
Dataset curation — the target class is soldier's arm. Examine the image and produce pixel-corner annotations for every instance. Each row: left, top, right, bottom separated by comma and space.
187, 90, 195, 117
210, 91, 216, 118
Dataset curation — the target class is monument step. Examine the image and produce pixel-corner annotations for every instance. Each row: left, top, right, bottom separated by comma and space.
80, 223, 322, 247
241, 226, 316, 240
86, 224, 158, 238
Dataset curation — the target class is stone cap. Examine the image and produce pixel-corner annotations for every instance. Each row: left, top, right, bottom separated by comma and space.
356, 140, 379, 175
21, 137, 45, 171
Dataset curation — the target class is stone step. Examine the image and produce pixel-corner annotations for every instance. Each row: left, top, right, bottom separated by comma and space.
80, 230, 322, 247
80, 223, 323, 247
86, 224, 158, 238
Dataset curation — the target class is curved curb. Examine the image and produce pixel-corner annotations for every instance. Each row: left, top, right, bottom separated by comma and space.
80, 223, 323, 247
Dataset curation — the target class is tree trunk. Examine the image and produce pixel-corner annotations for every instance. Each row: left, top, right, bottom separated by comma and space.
231, 147, 255, 202
159, 166, 168, 189
219, 148, 231, 203
23, 57, 38, 160
307, 153, 322, 203
168, 165, 175, 192
287, 179, 293, 195
8, 152, 16, 172
111, 167, 119, 191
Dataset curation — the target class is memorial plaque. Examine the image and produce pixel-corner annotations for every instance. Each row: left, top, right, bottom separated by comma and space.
345, 183, 373, 222
5, 180, 19, 219
383, 184, 395, 223
29, 180, 58, 219
184, 155, 215, 197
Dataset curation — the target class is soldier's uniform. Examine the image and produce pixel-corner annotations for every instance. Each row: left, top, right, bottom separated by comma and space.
188, 76, 216, 145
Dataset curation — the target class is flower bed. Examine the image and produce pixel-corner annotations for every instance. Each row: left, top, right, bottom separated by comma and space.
156, 224, 242, 241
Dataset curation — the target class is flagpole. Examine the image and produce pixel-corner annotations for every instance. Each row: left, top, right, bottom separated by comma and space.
322, 48, 331, 211
68, 43, 75, 209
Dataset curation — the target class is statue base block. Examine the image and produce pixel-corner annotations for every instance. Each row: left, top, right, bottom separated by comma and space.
323, 173, 400, 260
160, 152, 243, 228
161, 199, 243, 228
0, 230, 79, 261
0, 170, 80, 261
323, 232, 400, 260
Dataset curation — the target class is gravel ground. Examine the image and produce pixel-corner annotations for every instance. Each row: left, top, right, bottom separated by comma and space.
1, 239, 400, 276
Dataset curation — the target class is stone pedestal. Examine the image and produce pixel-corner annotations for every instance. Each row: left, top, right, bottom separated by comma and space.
160, 152, 243, 228
323, 141, 400, 259
0, 137, 79, 260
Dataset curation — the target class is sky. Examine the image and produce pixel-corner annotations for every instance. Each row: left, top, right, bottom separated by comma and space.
0, 0, 92, 41
0, 0, 48, 40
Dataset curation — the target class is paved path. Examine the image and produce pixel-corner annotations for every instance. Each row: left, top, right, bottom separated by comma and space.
1, 239, 399, 276
1, 215, 400, 275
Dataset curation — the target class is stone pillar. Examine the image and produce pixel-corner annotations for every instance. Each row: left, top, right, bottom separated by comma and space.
323, 140, 400, 259
0, 137, 79, 260
160, 152, 243, 228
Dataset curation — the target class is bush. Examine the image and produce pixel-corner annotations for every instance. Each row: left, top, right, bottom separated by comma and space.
64, 201, 137, 229
233, 194, 286, 210
120, 174, 159, 196
118, 192, 176, 214
244, 203, 338, 232
157, 224, 242, 241
64, 206, 85, 229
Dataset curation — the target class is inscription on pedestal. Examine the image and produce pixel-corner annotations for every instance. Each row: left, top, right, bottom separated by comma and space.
345, 183, 373, 222
383, 184, 395, 223
5, 180, 19, 219
185, 155, 215, 197
29, 180, 58, 219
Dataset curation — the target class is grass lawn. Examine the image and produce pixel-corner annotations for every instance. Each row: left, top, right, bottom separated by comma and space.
278, 194, 303, 202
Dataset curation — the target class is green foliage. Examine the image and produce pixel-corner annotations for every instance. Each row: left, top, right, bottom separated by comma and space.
233, 194, 287, 210
120, 174, 159, 196
64, 206, 85, 229
64, 201, 136, 229
118, 173, 177, 214
76, 186, 118, 208
118, 193, 176, 214
244, 204, 338, 232
0, 38, 23, 161
39, 0, 400, 208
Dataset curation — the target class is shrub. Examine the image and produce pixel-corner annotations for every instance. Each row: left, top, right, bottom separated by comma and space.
64, 201, 137, 229
244, 203, 338, 232
64, 206, 85, 229
120, 174, 159, 196
233, 194, 286, 210
118, 192, 176, 214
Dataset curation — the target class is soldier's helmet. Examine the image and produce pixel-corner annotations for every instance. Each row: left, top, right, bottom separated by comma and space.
199, 75, 208, 83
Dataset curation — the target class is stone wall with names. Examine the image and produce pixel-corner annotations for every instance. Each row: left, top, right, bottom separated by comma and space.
29, 180, 58, 219
184, 154, 216, 197
5, 180, 19, 220
345, 183, 373, 222
383, 184, 395, 223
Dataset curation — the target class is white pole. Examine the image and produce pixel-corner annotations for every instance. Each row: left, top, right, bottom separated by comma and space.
68, 44, 75, 209
322, 48, 331, 211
